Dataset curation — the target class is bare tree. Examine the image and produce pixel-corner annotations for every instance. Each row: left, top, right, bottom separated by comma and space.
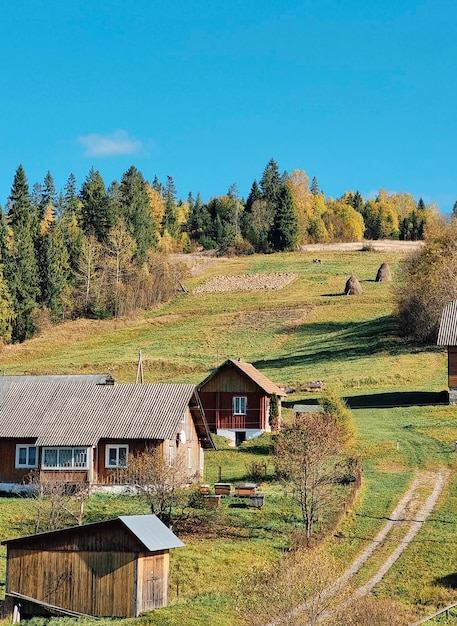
119, 447, 188, 527
274, 413, 343, 545
236, 547, 348, 626
23, 472, 89, 534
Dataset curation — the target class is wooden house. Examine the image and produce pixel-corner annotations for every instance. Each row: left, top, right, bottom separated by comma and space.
0, 383, 215, 492
198, 359, 285, 445
437, 300, 457, 404
2, 514, 184, 617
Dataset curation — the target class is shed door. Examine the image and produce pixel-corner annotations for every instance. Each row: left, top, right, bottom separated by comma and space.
143, 575, 163, 610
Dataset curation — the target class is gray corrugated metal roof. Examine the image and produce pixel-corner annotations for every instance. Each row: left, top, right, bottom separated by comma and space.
2, 515, 184, 552
0, 374, 114, 403
437, 300, 457, 345
119, 515, 184, 550
0, 383, 198, 446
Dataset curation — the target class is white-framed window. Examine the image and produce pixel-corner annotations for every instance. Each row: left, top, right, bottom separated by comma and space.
42, 447, 88, 469
105, 445, 128, 468
187, 447, 193, 470
15, 444, 38, 469
233, 396, 247, 415
168, 445, 175, 467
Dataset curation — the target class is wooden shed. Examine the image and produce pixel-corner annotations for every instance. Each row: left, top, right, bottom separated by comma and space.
437, 300, 457, 404
2, 515, 184, 618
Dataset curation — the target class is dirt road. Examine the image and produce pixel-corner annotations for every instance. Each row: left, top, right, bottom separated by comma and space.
267, 468, 449, 625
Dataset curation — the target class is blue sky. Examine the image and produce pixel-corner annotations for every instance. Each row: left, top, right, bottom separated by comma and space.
1, 0, 456, 211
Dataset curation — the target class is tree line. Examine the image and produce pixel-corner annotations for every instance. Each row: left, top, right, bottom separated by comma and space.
0, 160, 436, 343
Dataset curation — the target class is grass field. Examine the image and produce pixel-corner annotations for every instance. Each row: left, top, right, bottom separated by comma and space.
0, 247, 456, 625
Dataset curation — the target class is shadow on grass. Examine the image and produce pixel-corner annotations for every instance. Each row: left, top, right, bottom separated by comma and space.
435, 573, 457, 589
255, 315, 441, 372
345, 390, 449, 409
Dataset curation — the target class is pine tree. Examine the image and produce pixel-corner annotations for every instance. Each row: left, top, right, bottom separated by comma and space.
6, 165, 40, 341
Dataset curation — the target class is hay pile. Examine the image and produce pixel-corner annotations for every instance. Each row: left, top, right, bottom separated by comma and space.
375, 262, 392, 282
345, 275, 363, 295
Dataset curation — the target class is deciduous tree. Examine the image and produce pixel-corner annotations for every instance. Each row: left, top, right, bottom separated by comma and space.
274, 413, 343, 545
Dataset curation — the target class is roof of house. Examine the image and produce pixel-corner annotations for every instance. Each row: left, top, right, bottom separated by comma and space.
199, 359, 285, 397
2, 515, 185, 551
0, 374, 114, 403
437, 300, 457, 345
0, 383, 215, 449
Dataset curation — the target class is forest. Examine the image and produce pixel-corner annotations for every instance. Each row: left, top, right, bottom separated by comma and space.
0, 159, 437, 343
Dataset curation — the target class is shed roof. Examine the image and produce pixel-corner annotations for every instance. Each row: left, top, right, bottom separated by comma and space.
2, 515, 184, 551
437, 300, 457, 345
0, 374, 114, 403
119, 515, 184, 550
199, 359, 285, 397
0, 383, 214, 448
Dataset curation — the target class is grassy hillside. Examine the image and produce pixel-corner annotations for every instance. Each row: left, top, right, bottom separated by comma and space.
1, 247, 456, 625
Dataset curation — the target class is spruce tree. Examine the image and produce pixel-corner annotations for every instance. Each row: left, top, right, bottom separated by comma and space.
310, 176, 320, 195
162, 175, 179, 238
269, 184, 298, 251
6, 165, 40, 341
119, 166, 157, 261
79, 168, 113, 242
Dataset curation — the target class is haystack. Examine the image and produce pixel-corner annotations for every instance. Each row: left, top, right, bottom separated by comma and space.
375, 262, 392, 282
345, 275, 363, 295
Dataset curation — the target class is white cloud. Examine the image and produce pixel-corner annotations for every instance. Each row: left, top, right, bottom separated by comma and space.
78, 130, 142, 157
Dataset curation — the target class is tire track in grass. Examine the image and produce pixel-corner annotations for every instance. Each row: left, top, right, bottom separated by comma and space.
265, 468, 449, 626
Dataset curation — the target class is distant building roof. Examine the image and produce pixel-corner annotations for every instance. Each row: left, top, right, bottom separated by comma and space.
199, 359, 285, 397
0, 374, 114, 402
0, 383, 214, 448
2, 515, 185, 551
293, 404, 324, 414
437, 301, 457, 345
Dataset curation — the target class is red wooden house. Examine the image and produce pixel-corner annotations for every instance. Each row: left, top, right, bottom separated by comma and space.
198, 359, 285, 445
0, 383, 215, 493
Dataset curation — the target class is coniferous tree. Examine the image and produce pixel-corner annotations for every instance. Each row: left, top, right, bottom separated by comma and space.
41, 171, 56, 219
162, 175, 179, 239
245, 180, 261, 214
119, 166, 157, 261
40, 221, 71, 321
79, 168, 113, 242
59, 174, 84, 280
187, 192, 209, 245
260, 158, 283, 207
310, 176, 320, 195
269, 183, 298, 251
6, 165, 40, 341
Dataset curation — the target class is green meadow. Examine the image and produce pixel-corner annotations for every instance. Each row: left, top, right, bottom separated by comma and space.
1, 248, 456, 625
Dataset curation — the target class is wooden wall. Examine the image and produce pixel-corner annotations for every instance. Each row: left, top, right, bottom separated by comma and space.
199, 391, 266, 431
0, 439, 37, 484
200, 367, 260, 393
449, 347, 457, 388
6, 541, 170, 616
